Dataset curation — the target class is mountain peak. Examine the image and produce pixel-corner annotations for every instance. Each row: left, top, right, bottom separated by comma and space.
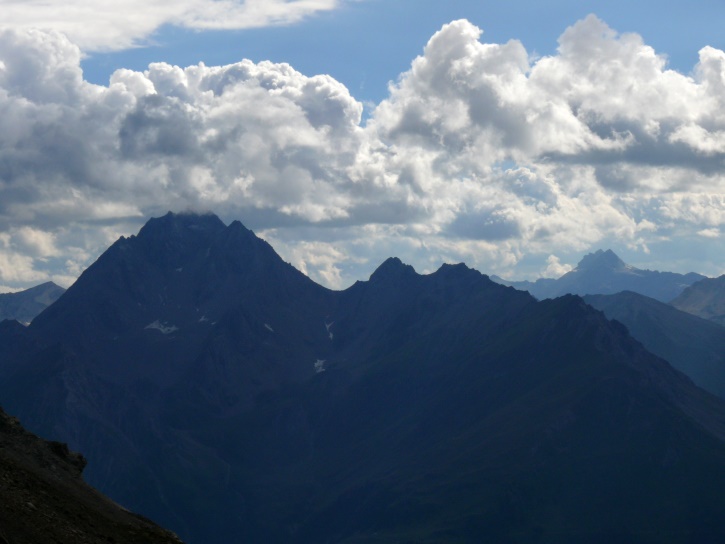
575, 249, 626, 271
369, 257, 417, 283
129, 211, 230, 269
137, 211, 227, 241
224, 219, 258, 242
436, 262, 474, 276
0, 281, 66, 323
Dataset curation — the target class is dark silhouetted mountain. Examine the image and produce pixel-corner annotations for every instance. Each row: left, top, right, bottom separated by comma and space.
492, 249, 704, 301
0, 319, 39, 363
0, 405, 183, 544
3, 211, 337, 540
31, 211, 334, 387
584, 291, 725, 399
0, 281, 65, 323
671, 274, 725, 326
3, 213, 725, 543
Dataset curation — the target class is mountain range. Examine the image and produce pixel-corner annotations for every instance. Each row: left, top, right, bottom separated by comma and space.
671, 274, 725, 326
2, 212, 725, 543
584, 291, 725, 399
0, 281, 65, 323
491, 249, 705, 302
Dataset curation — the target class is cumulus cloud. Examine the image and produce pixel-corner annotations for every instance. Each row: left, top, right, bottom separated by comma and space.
0, 0, 347, 52
0, 26, 366, 225
0, 249, 48, 284
698, 228, 721, 238
542, 255, 573, 278
1, 16, 725, 290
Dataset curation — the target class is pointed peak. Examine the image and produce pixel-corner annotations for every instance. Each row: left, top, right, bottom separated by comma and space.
25, 281, 64, 292
369, 257, 417, 283
228, 219, 249, 230
225, 219, 255, 237
575, 249, 626, 272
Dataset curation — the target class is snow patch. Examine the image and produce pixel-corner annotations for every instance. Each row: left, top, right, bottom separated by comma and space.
314, 359, 326, 373
145, 320, 179, 334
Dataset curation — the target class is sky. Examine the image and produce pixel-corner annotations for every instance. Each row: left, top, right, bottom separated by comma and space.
1, 0, 725, 292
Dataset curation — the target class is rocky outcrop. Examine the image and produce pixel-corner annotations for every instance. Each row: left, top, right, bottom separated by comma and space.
0, 406, 183, 544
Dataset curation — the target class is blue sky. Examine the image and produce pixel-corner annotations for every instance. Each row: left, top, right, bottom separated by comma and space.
1, 0, 725, 291
80, 0, 725, 105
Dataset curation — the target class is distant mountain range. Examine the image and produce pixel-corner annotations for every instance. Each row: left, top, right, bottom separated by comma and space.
671, 274, 725, 326
492, 251, 725, 400
584, 291, 725, 399
492, 249, 705, 302
0, 281, 65, 323
2, 212, 725, 543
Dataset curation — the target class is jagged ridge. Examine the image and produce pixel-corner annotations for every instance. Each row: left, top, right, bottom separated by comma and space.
2, 213, 725, 543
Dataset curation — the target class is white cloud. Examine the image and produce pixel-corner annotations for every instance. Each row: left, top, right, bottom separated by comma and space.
1, 16, 725, 289
0, 0, 347, 52
0, 285, 23, 293
542, 255, 573, 278
697, 228, 721, 239
12, 227, 60, 258
268, 239, 350, 289
0, 250, 48, 284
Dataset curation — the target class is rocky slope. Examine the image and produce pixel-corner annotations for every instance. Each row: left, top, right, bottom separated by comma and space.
671, 274, 725, 325
0, 406, 183, 544
585, 291, 725, 399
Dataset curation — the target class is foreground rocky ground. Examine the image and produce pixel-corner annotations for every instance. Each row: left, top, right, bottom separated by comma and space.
0, 406, 183, 544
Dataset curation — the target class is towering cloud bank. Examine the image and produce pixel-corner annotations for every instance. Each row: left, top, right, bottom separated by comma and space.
0, 16, 724, 290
